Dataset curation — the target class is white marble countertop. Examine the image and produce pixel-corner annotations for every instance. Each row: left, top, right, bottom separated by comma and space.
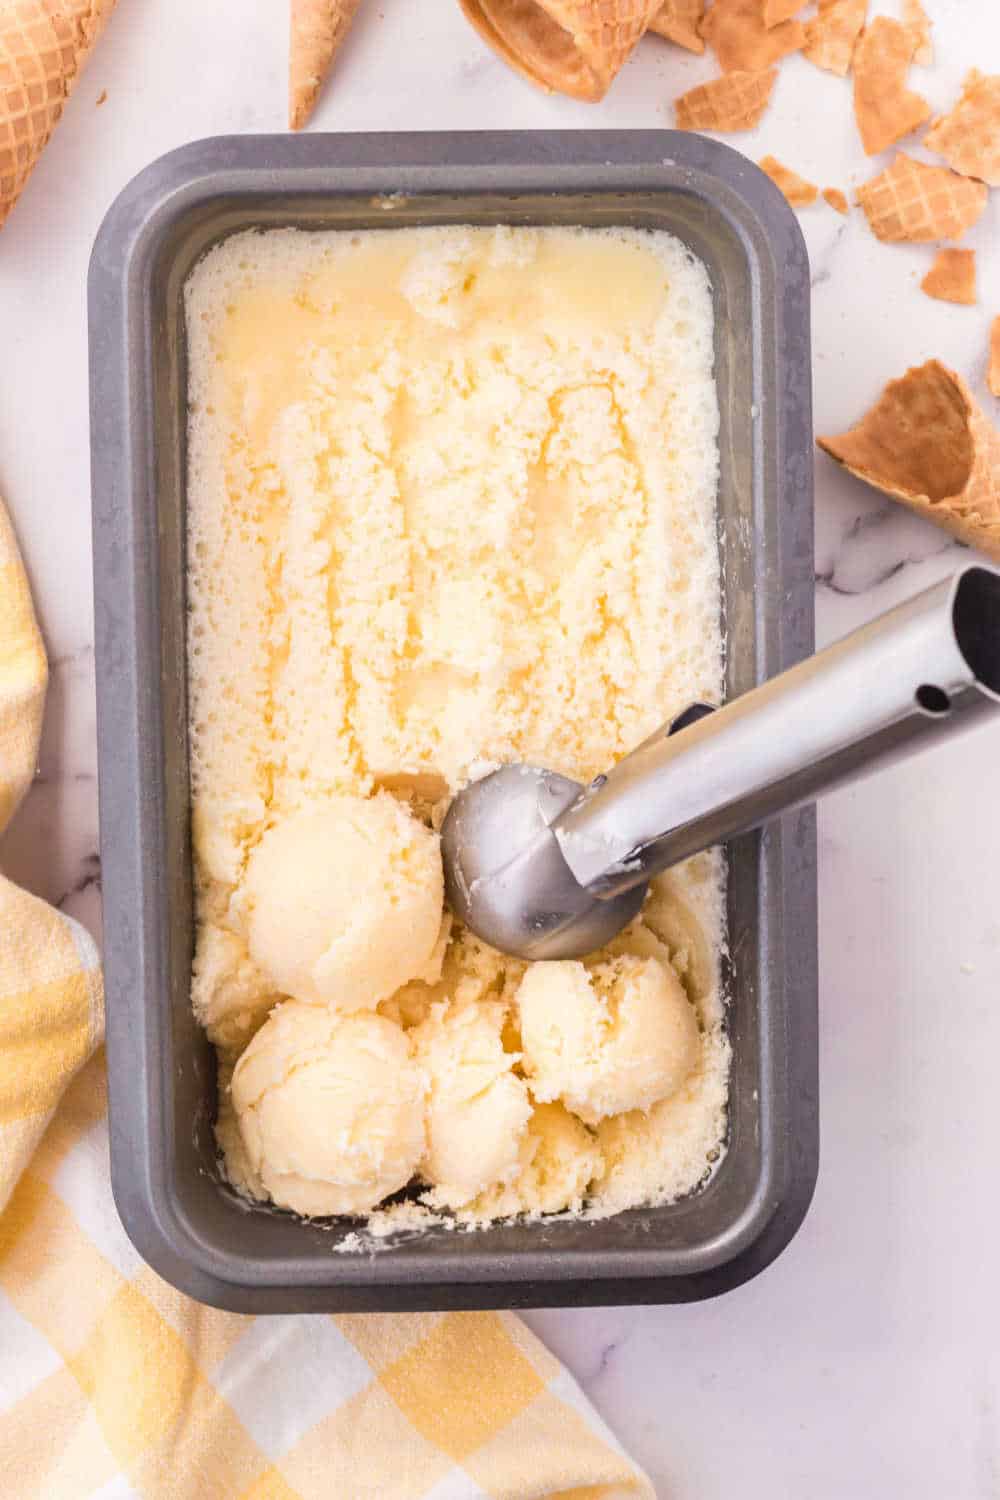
3, 2, 999, 1494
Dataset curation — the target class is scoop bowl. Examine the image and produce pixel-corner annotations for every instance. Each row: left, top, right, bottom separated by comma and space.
440, 763, 647, 959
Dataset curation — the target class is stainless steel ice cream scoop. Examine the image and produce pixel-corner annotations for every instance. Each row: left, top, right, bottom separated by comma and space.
441, 564, 1000, 960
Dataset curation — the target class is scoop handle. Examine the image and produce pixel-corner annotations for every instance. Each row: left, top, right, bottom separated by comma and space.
554, 564, 1000, 898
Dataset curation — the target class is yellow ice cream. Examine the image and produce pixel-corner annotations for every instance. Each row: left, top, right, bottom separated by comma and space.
412, 998, 531, 1209
516, 954, 701, 1126
231, 1003, 425, 1217
185, 224, 728, 1226
469, 1102, 601, 1222
239, 795, 444, 1010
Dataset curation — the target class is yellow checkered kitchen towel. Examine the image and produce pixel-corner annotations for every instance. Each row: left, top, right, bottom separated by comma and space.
0, 494, 655, 1500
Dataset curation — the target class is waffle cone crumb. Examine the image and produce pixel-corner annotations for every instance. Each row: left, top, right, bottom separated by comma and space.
760, 155, 818, 207
823, 187, 849, 214
675, 68, 777, 131
857, 153, 988, 244
902, 0, 932, 65
763, 0, 805, 26
648, 0, 704, 52
852, 16, 931, 156
802, 0, 865, 77
925, 71, 1000, 189
699, 0, 804, 72
819, 360, 1000, 562
920, 249, 976, 307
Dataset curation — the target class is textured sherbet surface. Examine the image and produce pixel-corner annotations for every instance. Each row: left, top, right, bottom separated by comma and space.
186, 224, 728, 1227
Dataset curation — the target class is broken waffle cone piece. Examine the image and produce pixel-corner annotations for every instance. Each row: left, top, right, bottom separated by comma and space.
925, 71, 1000, 189
857, 154, 988, 244
289, 0, 363, 129
759, 155, 818, 207
806, 0, 865, 74
763, 0, 804, 26
819, 361, 1000, 563
648, 0, 704, 52
458, 0, 662, 101
675, 68, 776, 131
0, 0, 116, 228
853, 16, 931, 155
801, 0, 865, 76
823, 187, 849, 214
990, 319, 1000, 401
699, 0, 804, 73
920, 249, 976, 306
902, 0, 932, 65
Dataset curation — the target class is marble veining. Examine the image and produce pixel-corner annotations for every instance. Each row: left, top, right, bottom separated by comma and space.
815, 508, 959, 595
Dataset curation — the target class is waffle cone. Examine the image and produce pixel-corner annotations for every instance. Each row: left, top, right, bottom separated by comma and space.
648, 0, 704, 53
290, 0, 362, 129
675, 68, 776, 131
801, 0, 865, 77
819, 361, 1000, 563
700, 0, 805, 72
763, 0, 806, 24
924, 70, 1000, 189
458, 0, 662, 101
852, 16, 930, 156
0, 0, 116, 229
857, 153, 988, 244
919, 248, 976, 306
902, 0, 932, 64
759, 154, 818, 206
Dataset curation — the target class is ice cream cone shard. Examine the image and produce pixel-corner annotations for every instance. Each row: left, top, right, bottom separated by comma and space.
852, 17, 931, 156
763, 0, 805, 26
759, 155, 818, 206
0, 0, 116, 228
289, 0, 363, 129
902, 0, 932, 65
649, 0, 704, 53
818, 361, 1000, 563
857, 154, 988, 244
802, 0, 865, 77
675, 68, 776, 131
458, 0, 663, 101
920, 249, 976, 306
700, 0, 804, 71
925, 71, 1000, 189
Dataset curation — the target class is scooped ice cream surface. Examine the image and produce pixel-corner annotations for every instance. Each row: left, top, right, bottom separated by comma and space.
231, 1003, 425, 1217
468, 1102, 601, 1222
240, 795, 444, 1010
412, 998, 532, 1209
516, 954, 701, 1126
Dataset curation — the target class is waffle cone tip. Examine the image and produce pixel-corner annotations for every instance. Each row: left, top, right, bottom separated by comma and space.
458, 0, 662, 102
289, 0, 362, 129
0, 0, 117, 228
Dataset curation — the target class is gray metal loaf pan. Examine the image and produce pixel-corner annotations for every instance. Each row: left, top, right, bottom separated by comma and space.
90, 131, 817, 1313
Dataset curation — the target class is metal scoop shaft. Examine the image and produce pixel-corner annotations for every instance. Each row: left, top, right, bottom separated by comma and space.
442, 565, 1000, 959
